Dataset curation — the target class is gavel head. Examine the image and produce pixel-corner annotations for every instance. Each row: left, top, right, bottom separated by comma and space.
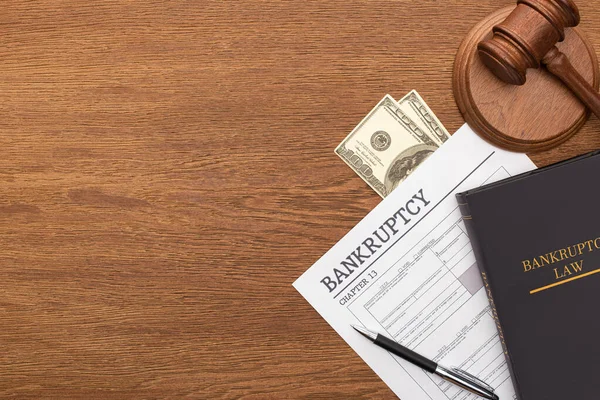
477, 0, 580, 85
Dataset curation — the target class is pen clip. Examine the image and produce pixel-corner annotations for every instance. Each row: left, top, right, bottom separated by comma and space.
450, 367, 494, 393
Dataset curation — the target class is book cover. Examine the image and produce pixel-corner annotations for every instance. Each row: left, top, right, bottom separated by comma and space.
456, 150, 600, 400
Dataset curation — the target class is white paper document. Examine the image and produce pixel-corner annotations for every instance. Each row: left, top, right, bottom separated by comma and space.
294, 125, 536, 400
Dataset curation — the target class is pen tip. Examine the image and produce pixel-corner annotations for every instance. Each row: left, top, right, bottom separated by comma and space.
352, 325, 377, 341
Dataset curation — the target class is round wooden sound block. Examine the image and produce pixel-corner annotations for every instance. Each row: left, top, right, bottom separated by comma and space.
453, 6, 599, 152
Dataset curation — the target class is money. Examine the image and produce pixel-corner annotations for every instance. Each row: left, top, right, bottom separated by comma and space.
336, 92, 449, 198
397, 90, 450, 145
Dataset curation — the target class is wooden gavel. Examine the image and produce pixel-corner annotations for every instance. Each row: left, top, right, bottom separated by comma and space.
478, 0, 600, 118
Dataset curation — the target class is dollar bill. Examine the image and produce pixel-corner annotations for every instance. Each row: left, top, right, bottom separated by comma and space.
336, 94, 441, 198
397, 90, 450, 145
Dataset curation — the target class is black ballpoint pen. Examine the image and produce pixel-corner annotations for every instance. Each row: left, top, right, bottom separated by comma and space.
352, 325, 499, 400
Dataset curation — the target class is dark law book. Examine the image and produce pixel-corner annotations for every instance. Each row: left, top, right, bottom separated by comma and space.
456, 150, 600, 400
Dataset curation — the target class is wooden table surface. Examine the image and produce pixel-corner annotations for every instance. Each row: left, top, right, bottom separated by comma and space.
2, 1, 600, 399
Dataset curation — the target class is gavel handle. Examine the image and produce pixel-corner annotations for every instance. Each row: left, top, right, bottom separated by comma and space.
542, 46, 600, 119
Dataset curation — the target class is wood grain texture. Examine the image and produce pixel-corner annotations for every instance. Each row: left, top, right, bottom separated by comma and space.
1, 1, 600, 399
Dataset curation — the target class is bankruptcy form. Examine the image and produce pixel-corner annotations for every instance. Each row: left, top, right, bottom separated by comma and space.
294, 125, 536, 400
